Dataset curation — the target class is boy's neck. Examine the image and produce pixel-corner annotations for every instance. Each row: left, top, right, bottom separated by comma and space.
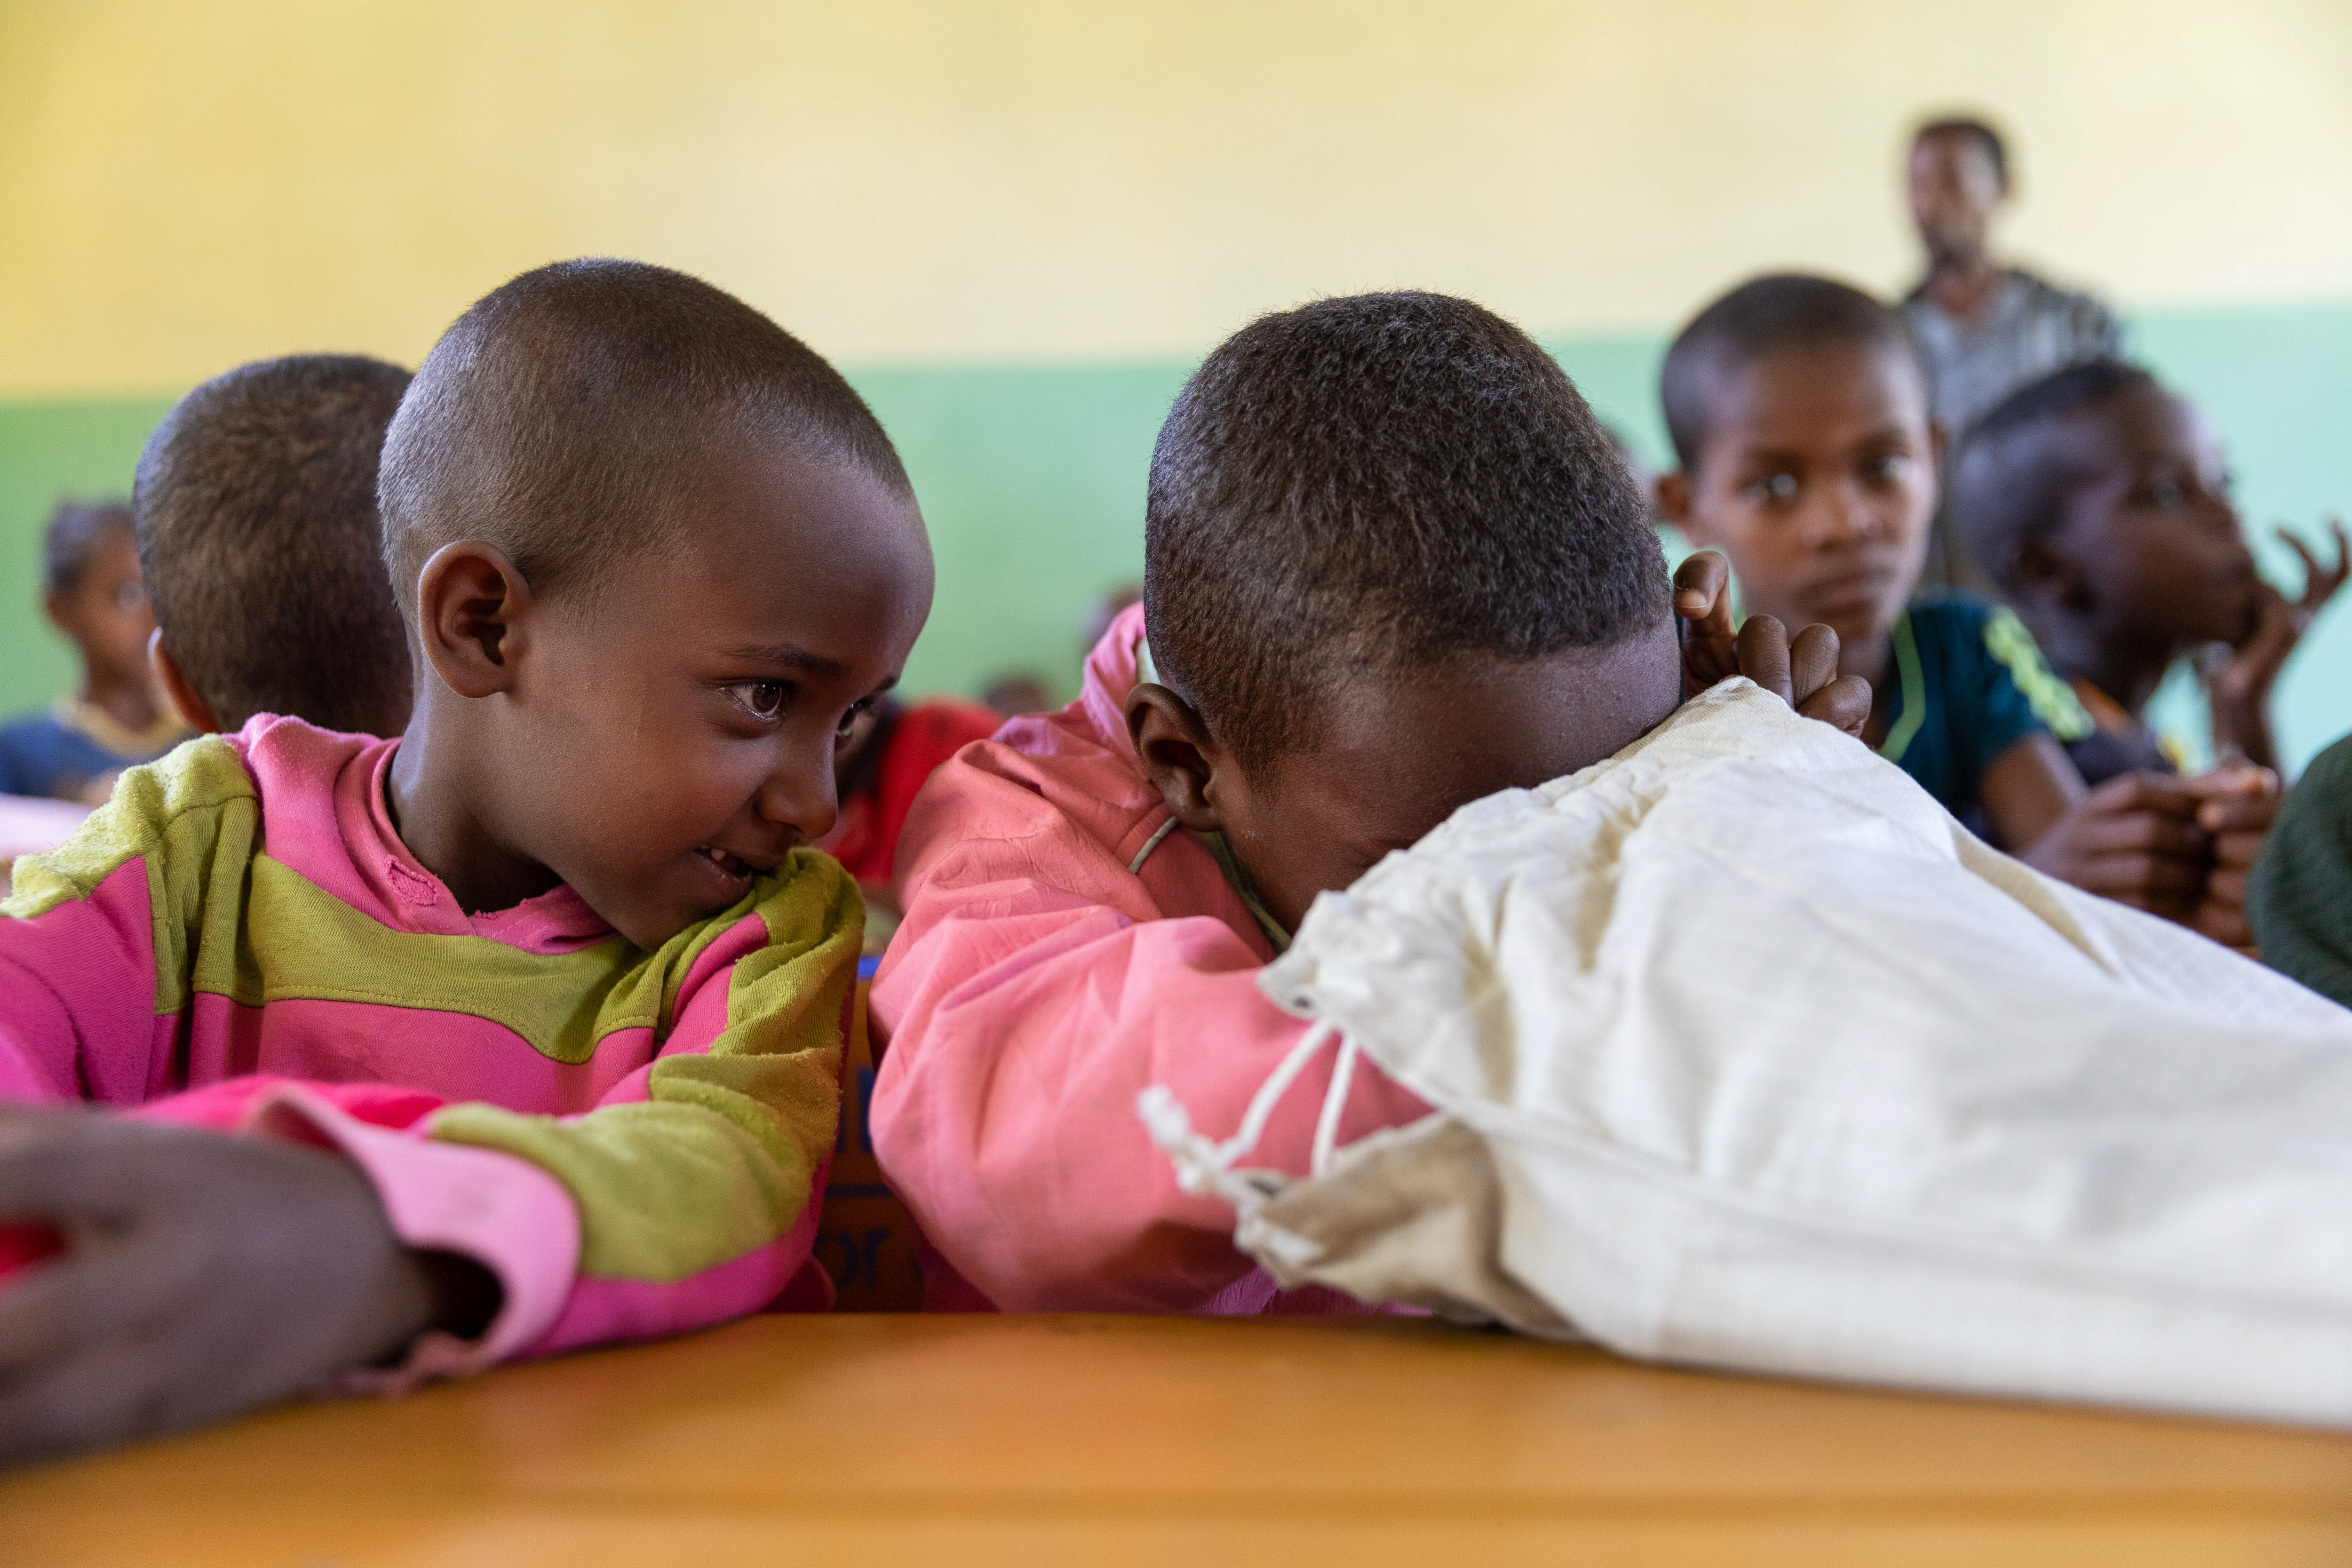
384, 718, 564, 917
1922, 252, 2003, 322
2020, 607, 2172, 717
81, 666, 162, 736
1839, 628, 1899, 748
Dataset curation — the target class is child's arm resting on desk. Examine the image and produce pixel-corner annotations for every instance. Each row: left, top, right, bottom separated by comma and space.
184, 854, 862, 1361
0, 1106, 500, 1468
0, 842, 856, 1463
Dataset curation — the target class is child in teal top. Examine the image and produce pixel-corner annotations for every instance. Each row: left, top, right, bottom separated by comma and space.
1654, 273, 2265, 941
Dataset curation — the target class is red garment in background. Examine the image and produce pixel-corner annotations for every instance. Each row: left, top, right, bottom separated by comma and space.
819, 699, 1003, 888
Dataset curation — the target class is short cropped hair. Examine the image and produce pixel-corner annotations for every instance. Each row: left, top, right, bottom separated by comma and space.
1913, 115, 2010, 191
1144, 291, 1669, 773
1660, 273, 1925, 471
379, 258, 910, 620
134, 356, 414, 735
1947, 360, 2159, 593
42, 501, 134, 598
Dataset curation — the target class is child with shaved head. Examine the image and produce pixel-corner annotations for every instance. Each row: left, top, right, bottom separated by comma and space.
0, 259, 932, 1464
869, 291, 1864, 1314
1653, 273, 2271, 946
135, 353, 416, 739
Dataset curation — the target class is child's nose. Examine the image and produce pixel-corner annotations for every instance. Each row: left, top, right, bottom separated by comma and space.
1807, 486, 1882, 548
757, 744, 839, 844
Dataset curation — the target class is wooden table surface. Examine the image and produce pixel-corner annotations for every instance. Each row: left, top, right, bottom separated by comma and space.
6, 1313, 2352, 1566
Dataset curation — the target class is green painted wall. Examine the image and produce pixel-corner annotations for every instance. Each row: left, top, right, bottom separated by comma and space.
0, 397, 176, 709
3, 302, 2346, 770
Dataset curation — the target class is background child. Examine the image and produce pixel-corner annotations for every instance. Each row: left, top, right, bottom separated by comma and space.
0, 258, 932, 1465
135, 354, 418, 739
869, 292, 1863, 1315
1947, 359, 2348, 782
1653, 273, 2264, 940
0, 502, 185, 802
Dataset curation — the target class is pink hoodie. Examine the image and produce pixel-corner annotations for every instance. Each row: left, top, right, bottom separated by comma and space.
869, 604, 1429, 1312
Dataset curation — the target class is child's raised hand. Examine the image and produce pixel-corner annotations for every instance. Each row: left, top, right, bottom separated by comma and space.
2279, 517, 2352, 629
1673, 549, 1871, 736
0, 1108, 445, 1467
2209, 519, 2349, 771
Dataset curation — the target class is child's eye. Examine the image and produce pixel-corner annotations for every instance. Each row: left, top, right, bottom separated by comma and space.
724, 681, 791, 722
1865, 454, 1913, 484
835, 700, 874, 740
1743, 472, 1800, 505
2149, 478, 2188, 510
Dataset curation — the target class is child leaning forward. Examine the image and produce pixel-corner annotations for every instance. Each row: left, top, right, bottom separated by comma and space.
868, 293, 1863, 1315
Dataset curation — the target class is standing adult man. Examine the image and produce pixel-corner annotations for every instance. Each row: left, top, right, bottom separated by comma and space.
1903, 116, 2122, 588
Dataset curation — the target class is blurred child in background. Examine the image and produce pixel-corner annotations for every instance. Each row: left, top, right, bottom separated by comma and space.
136, 354, 418, 739
1654, 274, 2267, 947
0, 502, 184, 803
1948, 360, 2347, 784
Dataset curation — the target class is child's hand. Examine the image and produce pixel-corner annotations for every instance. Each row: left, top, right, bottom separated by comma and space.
2209, 519, 2349, 769
1674, 549, 1871, 736
2020, 772, 2213, 921
0, 1108, 445, 1467
2176, 767, 2281, 955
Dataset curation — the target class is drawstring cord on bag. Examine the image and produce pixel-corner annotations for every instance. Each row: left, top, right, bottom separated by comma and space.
1310, 1032, 1360, 1178
1137, 1018, 1360, 1212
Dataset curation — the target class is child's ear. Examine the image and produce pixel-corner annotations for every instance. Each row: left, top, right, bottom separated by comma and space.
1655, 472, 1704, 538
1125, 683, 1229, 835
414, 542, 533, 700
148, 630, 221, 734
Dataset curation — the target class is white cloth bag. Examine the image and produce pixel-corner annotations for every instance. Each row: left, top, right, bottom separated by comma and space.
1141, 681, 2352, 1425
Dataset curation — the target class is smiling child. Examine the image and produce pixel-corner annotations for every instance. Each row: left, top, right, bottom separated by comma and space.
0, 259, 932, 1464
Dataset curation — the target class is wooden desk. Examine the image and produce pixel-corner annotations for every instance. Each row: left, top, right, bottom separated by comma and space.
5, 1314, 2351, 1566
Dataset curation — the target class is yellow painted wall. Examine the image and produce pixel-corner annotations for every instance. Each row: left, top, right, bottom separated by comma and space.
4, 0, 2349, 395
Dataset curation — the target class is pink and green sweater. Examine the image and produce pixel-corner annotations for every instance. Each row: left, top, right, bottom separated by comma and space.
0, 714, 859, 1378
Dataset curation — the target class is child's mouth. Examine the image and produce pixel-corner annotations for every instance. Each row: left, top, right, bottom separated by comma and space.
696, 845, 755, 885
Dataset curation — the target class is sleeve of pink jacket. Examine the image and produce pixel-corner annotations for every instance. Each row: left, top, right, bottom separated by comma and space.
867, 614, 1430, 1313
